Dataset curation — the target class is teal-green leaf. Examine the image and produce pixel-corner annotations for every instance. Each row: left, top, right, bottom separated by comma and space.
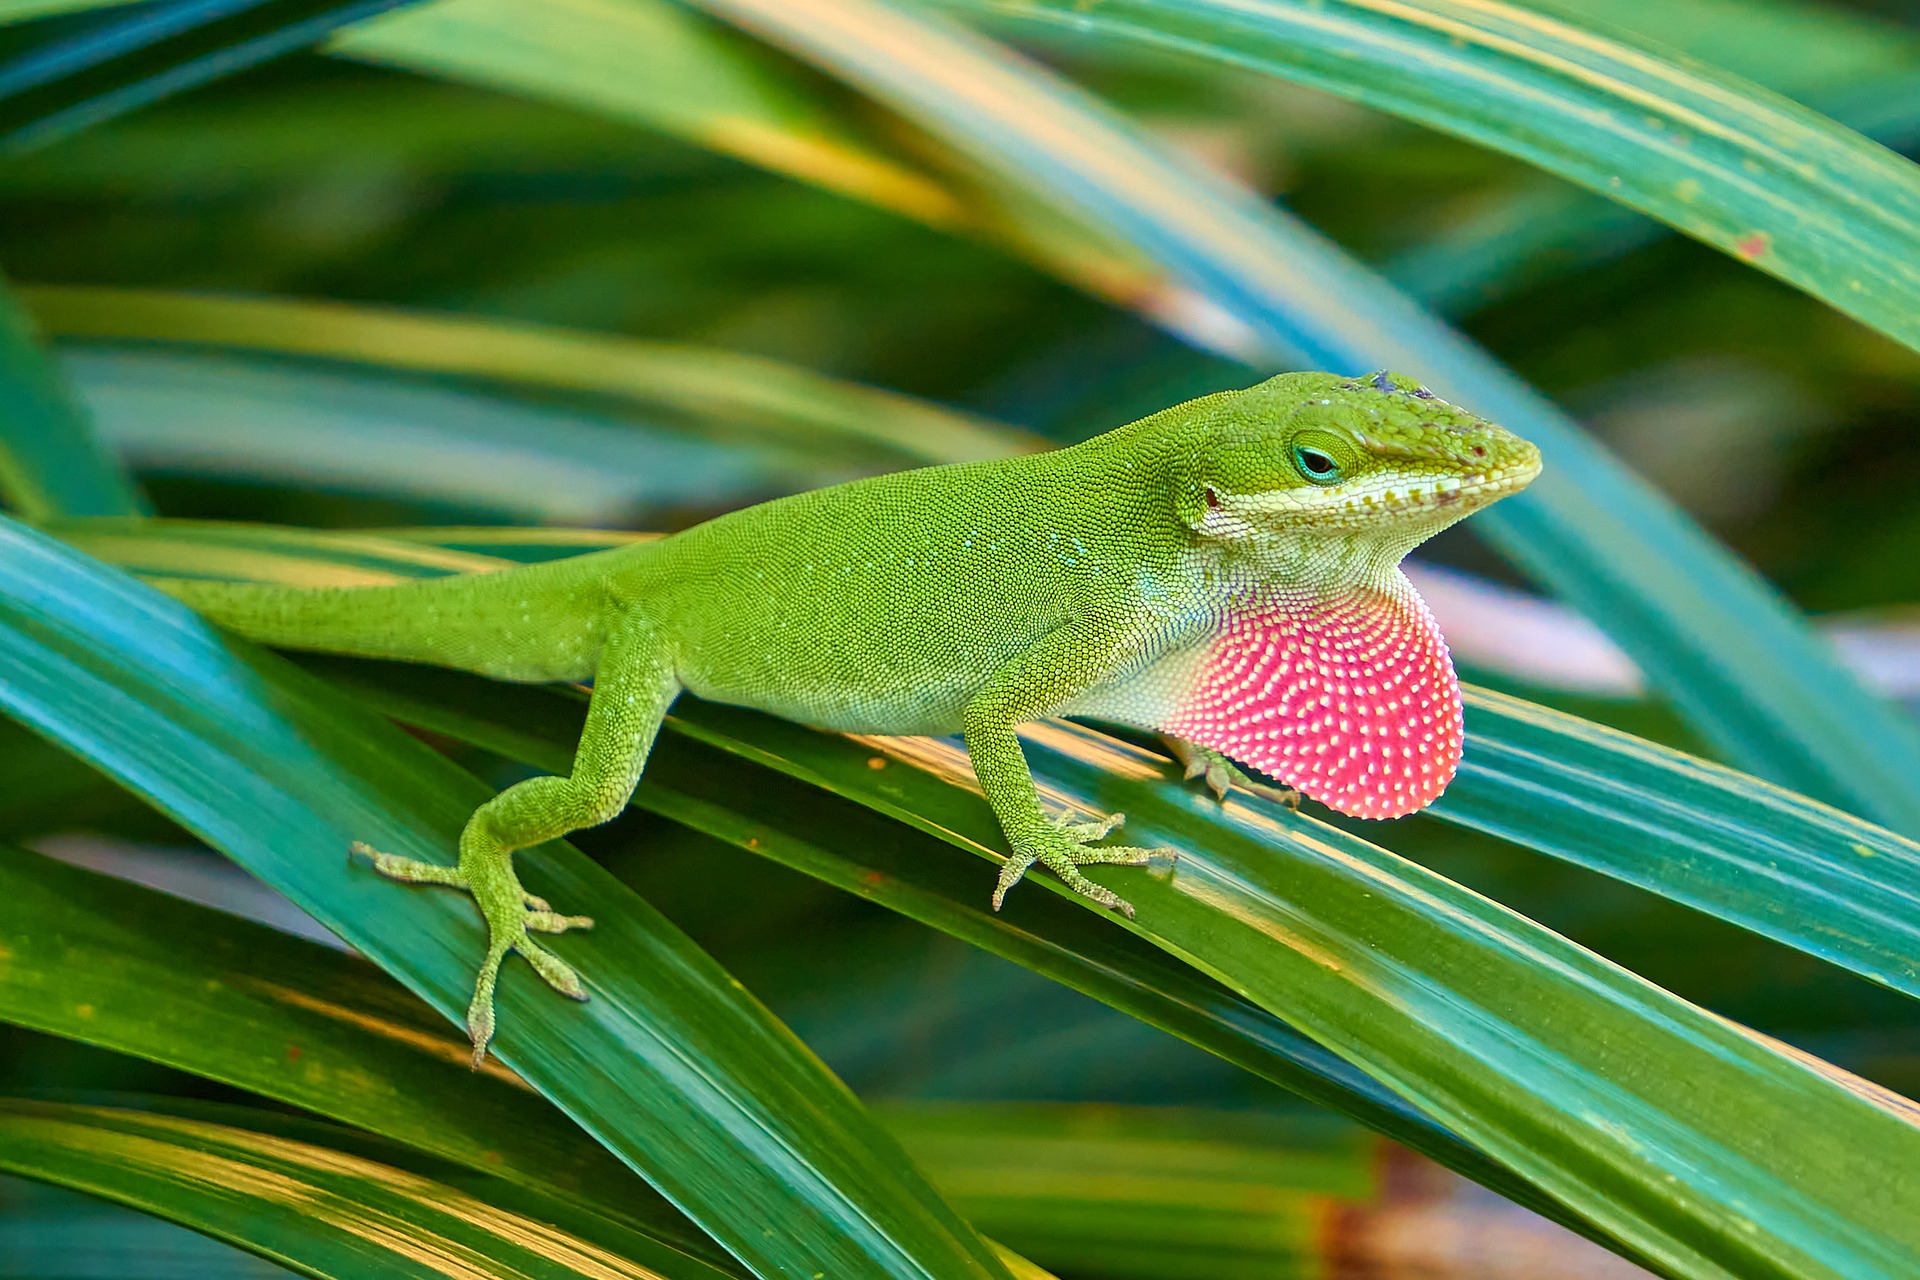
0, 840, 739, 1274
934, 0, 1920, 353
0, 1098, 729, 1280
0, 275, 139, 520
22, 285, 1040, 469
322, 0, 1200, 341
1441, 687, 1920, 1002
0, 515, 1015, 1280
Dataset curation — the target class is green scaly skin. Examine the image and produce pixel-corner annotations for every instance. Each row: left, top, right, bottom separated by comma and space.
155, 371, 1540, 1063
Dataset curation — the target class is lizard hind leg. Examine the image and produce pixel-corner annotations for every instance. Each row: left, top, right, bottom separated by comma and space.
1163, 736, 1301, 809
352, 611, 678, 1066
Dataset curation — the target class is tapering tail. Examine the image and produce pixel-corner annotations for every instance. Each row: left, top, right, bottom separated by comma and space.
153, 552, 624, 683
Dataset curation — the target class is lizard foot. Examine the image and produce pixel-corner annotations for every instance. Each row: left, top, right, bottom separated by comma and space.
990, 813, 1175, 920
350, 841, 593, 1066
1162, 737, 1301, 809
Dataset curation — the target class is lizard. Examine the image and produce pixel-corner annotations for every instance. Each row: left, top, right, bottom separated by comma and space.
153, 370, 1541, 1062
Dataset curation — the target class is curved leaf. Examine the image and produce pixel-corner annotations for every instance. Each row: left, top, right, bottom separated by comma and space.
0, 1, 139, 20
880, 1101, 1637, 1280
22, 285, 1041, 467
67, 518, 1920, 1280
934, 0, 1920, 354
0, 841, 740, 1272
1441, 687, 1920, 1002
0, 275, 138, 520
0, 748, 1538, 1257
675, 0, 1920, 843
343, 525, 1920, 1011
55, 344, 822, 523
321, 0, 1238, 356
0, 515, 1015, 1280
332, 0, 966, 228
0, 1098, 727, 1280
0, 0, 419, 155
1236, 0, 1920, 317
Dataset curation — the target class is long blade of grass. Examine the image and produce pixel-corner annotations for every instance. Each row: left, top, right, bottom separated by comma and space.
0, 842, 1061, 1280
0, 515, 1017, 1280
330, 0, 964, 230
21, 285, 1042, 467
400, 525, 1920, 1004
322, 0, 1243, 356
0, 1099, 732, 1280
675, 0, 1920, 839
58, 344, 829, 523
933, 0, 1920, 354
1383, 0, 1920, 314
0, 275, 138, 519
69, 519, 1920, 1279
0, 0, 418, 153
878, 1101, 1638, 1280
0, 842, 741, 1272
1440, 687, 1920, 1001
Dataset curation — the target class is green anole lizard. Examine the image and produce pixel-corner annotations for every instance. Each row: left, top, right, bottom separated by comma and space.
156, 370, 1540, 1062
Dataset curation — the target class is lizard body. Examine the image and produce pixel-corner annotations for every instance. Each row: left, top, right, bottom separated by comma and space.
156, 371, 1540, 1060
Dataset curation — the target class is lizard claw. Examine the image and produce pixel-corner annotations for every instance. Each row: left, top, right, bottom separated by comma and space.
991, 811, 1173, 918
1163, 737, 1300, 810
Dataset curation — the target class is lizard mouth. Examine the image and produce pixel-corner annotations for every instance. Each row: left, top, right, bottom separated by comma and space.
1446, 451, 1543, 505
1409, 462, 1539, 510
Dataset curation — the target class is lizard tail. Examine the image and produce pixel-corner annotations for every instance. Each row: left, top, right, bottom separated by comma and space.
151, 553, 622, 683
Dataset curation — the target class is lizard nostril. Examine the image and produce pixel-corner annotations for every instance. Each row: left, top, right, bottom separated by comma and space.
1471, 445, 1486, 457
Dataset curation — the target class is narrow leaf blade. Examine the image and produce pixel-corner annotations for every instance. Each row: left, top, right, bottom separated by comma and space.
0, 514, 1014, 1280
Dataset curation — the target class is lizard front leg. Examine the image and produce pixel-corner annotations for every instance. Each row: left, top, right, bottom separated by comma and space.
353, 609, 679, 1064
964, 625, 1173, 919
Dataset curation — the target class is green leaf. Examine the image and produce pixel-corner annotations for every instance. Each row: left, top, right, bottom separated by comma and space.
57, 344, 814, 523
0, 275, 139, 520
0, 0, 137, 19
878, 1101, 1638, 1279
671, 0, 1920, 843
0, 721, 1543, 1274
1441, 687, 1920, 1003
934, 0, 1920, 353
1521, 0, 1919, 98
1383, 0, 1920, 316
70, 518, 1920, 1279
0, 840, 739, 1273
0, 515, 1016, 1280
22, 285, 1041, 468
0, 1098, 731, 1279
330, 0, 967, 228
0, 842, 1060, 1280
323, 0, 1218, 351
879, 1102, 1366, 1280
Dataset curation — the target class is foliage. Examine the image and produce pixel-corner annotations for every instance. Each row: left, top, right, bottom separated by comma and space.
0, 1, 1917, 1278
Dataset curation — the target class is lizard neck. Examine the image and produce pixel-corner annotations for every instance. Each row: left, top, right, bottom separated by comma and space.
1184, 526, 1412, 610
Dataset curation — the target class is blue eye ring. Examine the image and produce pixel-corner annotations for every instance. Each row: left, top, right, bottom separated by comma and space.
1293, 444, 1342, 484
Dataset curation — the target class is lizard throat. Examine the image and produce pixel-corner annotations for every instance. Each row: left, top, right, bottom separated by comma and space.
1160, 574, 1463, 819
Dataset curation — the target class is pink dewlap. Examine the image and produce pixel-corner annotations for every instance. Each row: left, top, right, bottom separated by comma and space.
1160, 578, 1463, 819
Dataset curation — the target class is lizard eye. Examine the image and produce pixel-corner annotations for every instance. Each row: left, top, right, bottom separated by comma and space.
1292, 445, 1342, 484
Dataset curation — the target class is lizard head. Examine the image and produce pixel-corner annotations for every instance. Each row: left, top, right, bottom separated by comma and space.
1155, 371, 1540, 821
1175, 370, 1540, 572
